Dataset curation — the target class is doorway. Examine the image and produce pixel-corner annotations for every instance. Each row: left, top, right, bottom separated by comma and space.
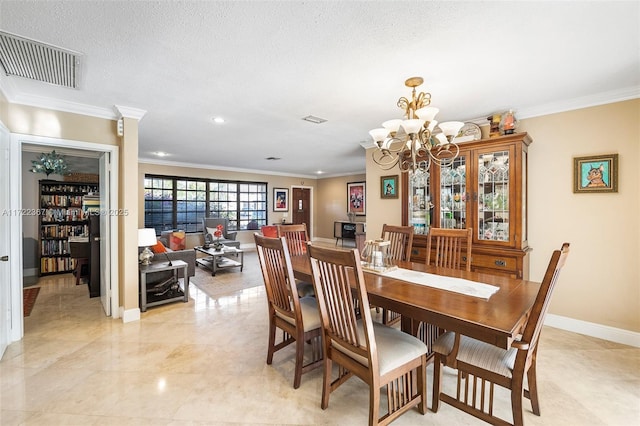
5, 133, 119, 345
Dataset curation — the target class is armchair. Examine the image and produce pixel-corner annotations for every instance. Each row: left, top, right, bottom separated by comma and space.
202, 217, 240, 248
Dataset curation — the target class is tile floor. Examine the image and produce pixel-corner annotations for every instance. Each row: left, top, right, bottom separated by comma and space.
1, 249, 639, 425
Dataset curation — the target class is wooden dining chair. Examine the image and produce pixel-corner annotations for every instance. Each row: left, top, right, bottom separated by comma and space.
276, 223, 314, 297
426, 227, 472, 271
276, 223, 309, 255
379, 224, 414, 325
432, 243, 570, 426
307, 244, 428, 426
254, 233, 322, 389
417, 227, 473, 355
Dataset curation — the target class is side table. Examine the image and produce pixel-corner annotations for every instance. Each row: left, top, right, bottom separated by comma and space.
139, 259, 189, 312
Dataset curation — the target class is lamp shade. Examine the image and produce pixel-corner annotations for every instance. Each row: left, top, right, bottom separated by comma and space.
369, 128, 390, 143
400, 119, 424, 135
415, 106, 439, 122
437, 121, 465, 137
138, 228, 157, 247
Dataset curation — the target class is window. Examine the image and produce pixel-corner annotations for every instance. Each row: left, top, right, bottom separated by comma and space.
144, 175, 267, 234
144, 177, 174, 235
176, 179, 207, 233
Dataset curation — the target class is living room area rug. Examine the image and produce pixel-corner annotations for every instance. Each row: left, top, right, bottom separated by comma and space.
23, 286, 40, 317
190, 249, 265, 299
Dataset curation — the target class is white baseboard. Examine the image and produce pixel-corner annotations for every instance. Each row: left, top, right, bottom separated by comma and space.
121, 307, 140, 323
545, 313, 640, 348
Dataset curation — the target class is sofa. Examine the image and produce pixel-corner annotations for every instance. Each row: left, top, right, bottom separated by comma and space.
143, 236, 196, 278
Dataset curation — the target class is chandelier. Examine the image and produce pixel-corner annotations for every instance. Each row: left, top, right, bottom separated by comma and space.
30, 150, 68, 177
369, 77, 464, 173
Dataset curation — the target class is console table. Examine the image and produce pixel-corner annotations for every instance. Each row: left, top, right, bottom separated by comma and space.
334, 221, 366, 246
139, 260, 189, 312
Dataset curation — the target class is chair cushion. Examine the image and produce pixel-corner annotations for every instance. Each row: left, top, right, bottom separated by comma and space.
150, 240, 167, 253
433, 331, 517, 378
333, 320, 427, 376
275, 296, 321, 333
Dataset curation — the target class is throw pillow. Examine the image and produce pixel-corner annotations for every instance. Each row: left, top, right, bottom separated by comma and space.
261, 226, 278, 238
151, 240, 167, 253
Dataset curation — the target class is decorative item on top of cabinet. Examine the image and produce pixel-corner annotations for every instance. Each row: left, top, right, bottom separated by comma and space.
402, 132, 533, 279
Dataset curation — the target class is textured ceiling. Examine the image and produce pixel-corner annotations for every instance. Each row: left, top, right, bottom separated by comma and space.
1, 1, 638, 178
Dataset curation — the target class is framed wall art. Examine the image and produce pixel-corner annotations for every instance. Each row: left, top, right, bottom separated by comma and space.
347, 181, 366, 216
380, 175, 398, 199
573, 153, 618, 193
273, 188, 289, 211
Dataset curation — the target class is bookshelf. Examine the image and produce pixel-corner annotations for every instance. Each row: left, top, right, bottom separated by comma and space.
38, 180, 99, 276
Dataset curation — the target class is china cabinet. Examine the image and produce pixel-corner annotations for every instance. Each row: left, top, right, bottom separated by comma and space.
402, 132, 532, 278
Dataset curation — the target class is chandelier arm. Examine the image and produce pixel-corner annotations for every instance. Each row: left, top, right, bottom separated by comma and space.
397, 97, 410, 118
372, 150, 400, 170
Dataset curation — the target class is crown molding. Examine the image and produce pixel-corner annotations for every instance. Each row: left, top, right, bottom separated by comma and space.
114, 105, 147, 121
465, 86, 640, 125
137, 157, 322, 180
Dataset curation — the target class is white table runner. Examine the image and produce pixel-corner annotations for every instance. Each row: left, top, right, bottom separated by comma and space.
380, 268, 499, 299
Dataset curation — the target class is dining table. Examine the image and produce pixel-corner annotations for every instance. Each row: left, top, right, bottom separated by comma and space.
290, 253, 541, 351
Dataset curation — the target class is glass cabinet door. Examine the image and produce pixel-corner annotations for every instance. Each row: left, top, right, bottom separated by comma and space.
408, 171, 432, 235
477, 149, 510, 242
439, 155, 467, 229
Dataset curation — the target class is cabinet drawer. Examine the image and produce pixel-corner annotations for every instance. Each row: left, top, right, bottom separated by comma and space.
470, 253, 517, 272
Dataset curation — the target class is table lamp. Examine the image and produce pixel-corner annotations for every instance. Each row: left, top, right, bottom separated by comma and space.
138, 228, 157, 265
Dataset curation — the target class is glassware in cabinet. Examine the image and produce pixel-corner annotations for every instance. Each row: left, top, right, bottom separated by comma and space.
408, 171, 432, 235
477, 150, 510, 242
439, 155, 467, 229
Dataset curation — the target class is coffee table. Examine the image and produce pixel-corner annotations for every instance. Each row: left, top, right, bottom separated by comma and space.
194, 245, 244, 276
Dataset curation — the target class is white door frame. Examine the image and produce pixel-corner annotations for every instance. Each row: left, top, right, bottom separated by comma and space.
8, 133, 120, 343
0, 122, 11, 358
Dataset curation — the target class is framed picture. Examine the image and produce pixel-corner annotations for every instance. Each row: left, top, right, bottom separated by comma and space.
573, 154, 618, 193
347, 181, 366, 216
380, 175, 398, 199
273, 188, 289, 211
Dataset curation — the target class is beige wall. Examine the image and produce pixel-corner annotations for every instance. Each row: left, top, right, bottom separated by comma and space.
3, 103, 118, 146
521, 99, 639, 332
365, 99, 640, 333
315, 174, 366, 240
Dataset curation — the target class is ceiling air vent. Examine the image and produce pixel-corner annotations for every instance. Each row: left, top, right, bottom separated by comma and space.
302, 115, 327, 124
0, 30, 82, 89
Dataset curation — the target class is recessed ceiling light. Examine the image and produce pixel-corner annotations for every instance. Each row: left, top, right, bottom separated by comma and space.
212, 117, 225, 124
316, 170, 324, 174
302, 115, 327, 124
154, 151, 169, 157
